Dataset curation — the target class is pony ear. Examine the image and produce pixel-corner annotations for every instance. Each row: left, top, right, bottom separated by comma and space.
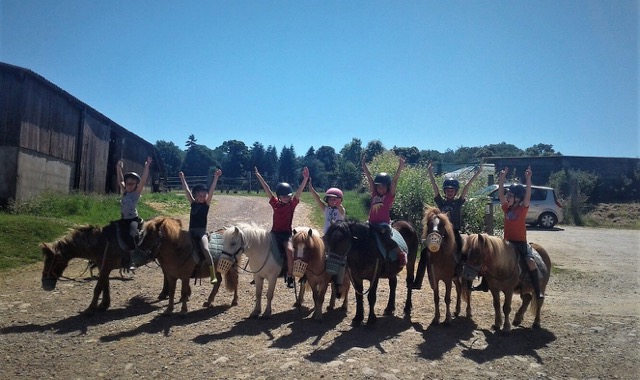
293, 228, 297, 235
307, 229, 312, 237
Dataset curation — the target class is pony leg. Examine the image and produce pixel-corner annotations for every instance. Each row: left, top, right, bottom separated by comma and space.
431, 280, 441, 325
453, 278, 462, 317
366, 278, 381, 326
352, 279, 365, 327
313, 281, 329, 321
179, 279, 190, 314
502, 291, 513, 333
250, 276, 264, 318
404, 277, 413, 316
93, 270, 111, 313
513, 293, 531, 327
383, 276, 397, 316
158, 272, 169, 300
204, 279, 221, 308
443, 281, 453, 325
491, 289, 502, 331
164, 278, 178, 315
295, 278, 307, 308
533, 297, 544, 328
262, 277, 277, 319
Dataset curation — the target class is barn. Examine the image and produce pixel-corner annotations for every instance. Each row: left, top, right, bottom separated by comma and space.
0, 62, 165, 207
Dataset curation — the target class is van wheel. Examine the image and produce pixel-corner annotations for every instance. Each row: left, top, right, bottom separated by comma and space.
538, 212, 557, 229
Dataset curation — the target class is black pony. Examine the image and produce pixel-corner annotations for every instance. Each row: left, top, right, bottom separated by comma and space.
324, 219, 419, 327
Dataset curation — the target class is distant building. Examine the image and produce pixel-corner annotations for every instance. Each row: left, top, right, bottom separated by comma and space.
0, 62, 166, 207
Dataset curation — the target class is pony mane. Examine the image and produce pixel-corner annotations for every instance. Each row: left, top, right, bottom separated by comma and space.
146, 217, 190, 251
292, 228, 323, 251
46, 224, 103, 255
232, 222, 269, 248
465, 233, 514, 271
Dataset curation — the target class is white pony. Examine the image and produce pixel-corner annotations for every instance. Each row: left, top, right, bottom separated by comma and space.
221, 222, 284, 319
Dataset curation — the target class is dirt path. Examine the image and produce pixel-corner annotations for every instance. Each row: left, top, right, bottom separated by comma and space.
1, 195, 638, 379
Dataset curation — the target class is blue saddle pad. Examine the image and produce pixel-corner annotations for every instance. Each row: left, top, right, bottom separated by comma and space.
374, 228, 408, 261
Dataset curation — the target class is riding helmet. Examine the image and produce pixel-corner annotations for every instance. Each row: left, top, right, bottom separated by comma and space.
324, 187, 343, 202
443, 178, 460, 191
124, 172, 141, 183
192, 184, 208, 194
373, 173, 392, 188
275, 182, 293, 197
508, 184, 526, 200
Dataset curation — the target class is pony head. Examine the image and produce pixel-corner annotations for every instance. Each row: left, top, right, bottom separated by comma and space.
422, 206, 455, 253
40, 241, 69, 291
138, 217, 187, 260
292, 228, 324, 263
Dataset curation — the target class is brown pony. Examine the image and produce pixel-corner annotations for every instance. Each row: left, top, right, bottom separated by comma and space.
462, 233, 551, 332
41, 223, 134, 314
421, 206, 471, 325
137, 216, 238, 315
291, 228, 350, 320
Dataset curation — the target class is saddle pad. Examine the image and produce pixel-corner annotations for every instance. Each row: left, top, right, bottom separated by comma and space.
374, 228, 408, 261
519, 245, 548, 280
208, 232, 224, 261
269, 232, 285, 267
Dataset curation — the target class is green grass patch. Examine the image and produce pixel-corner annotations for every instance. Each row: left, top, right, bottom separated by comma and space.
0, 191, 193, 272
299, 190, 369, 229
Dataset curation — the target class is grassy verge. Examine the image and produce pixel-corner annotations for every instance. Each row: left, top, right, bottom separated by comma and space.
0, 192, 190, 272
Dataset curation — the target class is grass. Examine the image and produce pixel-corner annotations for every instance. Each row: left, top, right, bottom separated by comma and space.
0, 191, 190, 272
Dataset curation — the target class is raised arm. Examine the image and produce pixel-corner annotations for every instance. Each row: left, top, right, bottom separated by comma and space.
427, 161, 440, 198
254, 167, 274, 198
460, 165, 483, 200
390, 156, 405, 195
498, 167, 508, 205
135, 156, 152, 195
293, 167, 310, 200
206, 169, 222, 205
179, 171, 194, 203
523, 166, 532, 207
308, 179, 326, 210
117, 160, 125, 192
361, 154, 375, 193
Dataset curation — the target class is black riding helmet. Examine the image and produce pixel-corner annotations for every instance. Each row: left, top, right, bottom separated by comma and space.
443, 177, 460, 191
373, 173, 392, 188
508, 184, 526, 200
192, 184, 208, 194
124, 172, 141, 183
275, 182, 293, 197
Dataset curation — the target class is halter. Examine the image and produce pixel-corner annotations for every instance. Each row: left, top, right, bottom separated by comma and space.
137, 228, 164, 261
220, 228, 246, 267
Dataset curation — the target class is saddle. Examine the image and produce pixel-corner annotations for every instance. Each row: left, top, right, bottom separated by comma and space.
517, 244, 548, 283
189, 232, 224, 265
371, 224, 408, 262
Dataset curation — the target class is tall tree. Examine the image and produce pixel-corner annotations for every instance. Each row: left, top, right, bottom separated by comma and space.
155, 140, 184, 177
264, 146, 279, 179
181, 144, 218, 176
316, 146, 337, 172
392, 146, 420, 165
185, 134, 197, 149
340, 138, 363, 166
250, 142, 266, 172
219, 140, 249, 178
278, 145, 297, 184
525, 143, 561, 156
363, 140, 385, 162
334, 158, 360, 190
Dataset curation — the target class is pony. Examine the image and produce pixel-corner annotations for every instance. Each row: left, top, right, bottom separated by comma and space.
221, 222, 287, 319
291, 227, 350, 320
136, 216, 239, 315
421, 206, 471, 325
462, 233, 552, 332
323, 219, 419, 327
41, 223, 137, 314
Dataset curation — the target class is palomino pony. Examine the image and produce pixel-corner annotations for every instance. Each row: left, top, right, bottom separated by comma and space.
137, 216, 239, 315
421, 206, 471, 325
462, 233, 552, 332
291, 227, 350, 320
41, 223, 139, 314
323, 219, 419, 327
221, 222, 286, 319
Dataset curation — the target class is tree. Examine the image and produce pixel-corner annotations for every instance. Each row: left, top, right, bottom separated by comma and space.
392, 146, 420, 165
264, 146, 279, 179
219, 140, 249, 178
181, 144, 218, 176
278, 145, 297, 184
340, 138, 363, 166
525, 143, 561, 157
250, 142, 266, 172
185, 134, 197, 149
334, 158, 360, 190
363, 140, 385, 162
316, 146, 337, 172
155, 140, 184, 177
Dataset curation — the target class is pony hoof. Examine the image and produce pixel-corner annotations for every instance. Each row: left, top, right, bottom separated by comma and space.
513, 319, 522, 327
383, 309, 394, 316
158, 293, 169, 300
231, 300, 238, 307
351, 319, 363, 327
202, 302, 212, 308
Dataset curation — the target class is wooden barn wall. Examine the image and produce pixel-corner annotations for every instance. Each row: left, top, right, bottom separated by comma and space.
0, 69, 23, 146
78, 112, 110, 193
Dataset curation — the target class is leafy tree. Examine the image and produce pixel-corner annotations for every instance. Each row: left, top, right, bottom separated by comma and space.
181, 144, 218, 176
316, 146, 337, 172
392, 146, 420, 165
249, 142, 266, 172
363, 140, 385, 162
334, 158, 360, 190
219, 140, 249, 178
264, 146, 279, 178
525, 143, 561, 156
418, 149, 442, 165
155, 140, 184, 177
483, 142, 524, 157
340, 138, 363, 166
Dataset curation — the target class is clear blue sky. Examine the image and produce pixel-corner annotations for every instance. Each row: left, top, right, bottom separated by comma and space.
1, 1, 638, 158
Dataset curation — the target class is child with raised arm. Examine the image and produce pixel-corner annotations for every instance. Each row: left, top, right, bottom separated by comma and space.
255, 166, 310, 288
117, 156, 152, 269
361, 154, 407, 265
179, 169, 222, 284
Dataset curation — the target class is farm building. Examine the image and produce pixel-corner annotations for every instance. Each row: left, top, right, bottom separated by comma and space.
0, 62, 165, 207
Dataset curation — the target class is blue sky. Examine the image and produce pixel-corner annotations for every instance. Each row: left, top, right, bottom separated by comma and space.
1, 1, 638, 158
